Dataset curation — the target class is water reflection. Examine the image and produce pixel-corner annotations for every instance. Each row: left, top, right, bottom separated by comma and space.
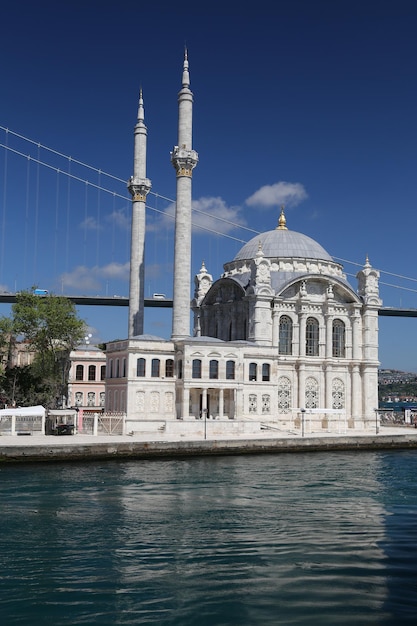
1, 452, 416, 624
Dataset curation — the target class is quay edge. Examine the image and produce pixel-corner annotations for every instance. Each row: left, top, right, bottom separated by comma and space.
2, 434, 417, 463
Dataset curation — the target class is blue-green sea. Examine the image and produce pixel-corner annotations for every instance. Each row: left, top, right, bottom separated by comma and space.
1, 451, 417, 625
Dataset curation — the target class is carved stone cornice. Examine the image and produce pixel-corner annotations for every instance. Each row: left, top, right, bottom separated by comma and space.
127, 176, 152, 202
171, 145, 199, 177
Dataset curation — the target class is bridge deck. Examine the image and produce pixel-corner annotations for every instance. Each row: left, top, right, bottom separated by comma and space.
0, 294, 416, 316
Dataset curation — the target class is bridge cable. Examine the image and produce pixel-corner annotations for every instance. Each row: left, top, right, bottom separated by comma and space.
2, 130, 417, 294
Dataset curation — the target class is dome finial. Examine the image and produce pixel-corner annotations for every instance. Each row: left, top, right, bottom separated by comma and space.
276, 205, 288, 230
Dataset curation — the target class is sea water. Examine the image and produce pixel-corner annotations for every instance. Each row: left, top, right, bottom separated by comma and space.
1, 451, 417, 625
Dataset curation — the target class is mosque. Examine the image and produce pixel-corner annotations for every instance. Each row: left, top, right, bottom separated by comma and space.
105, 53, 382, 436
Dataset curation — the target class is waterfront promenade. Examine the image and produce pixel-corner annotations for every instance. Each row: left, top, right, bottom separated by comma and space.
1, 425, 417, 462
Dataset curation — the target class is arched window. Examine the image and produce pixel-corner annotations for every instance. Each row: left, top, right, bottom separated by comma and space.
151, 358, 160, 377
88, 365, 96, 381
332, 319, 346, 357
109, 360, 113, 378
249, 394, 257, 413
76, 364, 84, 381
332, 378, 345, 409
165, 359, 174, 378
136, 358, 145, 377
278, 376, 291, 413
262, 363, 270, 381
116, 359, 120, 378
279, 315, 293, 355
122, 358, 126, 377
100, 365, 106, 380
192, 359, 202, 379
249, 362, 257, 381
226, 360, 235, 380
177, 359, 183, 379
87, 392, 95, 407
305, 377, 319, 409
209, 360, 219, 379
262, 394, 271, 414
306, 317, 319, 356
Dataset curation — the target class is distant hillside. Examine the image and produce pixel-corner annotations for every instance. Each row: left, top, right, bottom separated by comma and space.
379, 369, 417, 401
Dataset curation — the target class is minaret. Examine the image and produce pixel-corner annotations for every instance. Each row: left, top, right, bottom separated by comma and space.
127, 89, 151, 337
171, 51, 199, 339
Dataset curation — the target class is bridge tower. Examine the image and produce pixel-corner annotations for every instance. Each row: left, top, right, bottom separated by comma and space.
171, 50, 199, 339
127, 90, 151, 337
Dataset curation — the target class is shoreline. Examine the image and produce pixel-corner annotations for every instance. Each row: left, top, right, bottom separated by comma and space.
1, 426, 417, 463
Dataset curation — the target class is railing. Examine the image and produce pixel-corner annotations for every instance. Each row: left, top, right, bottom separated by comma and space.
0, 415, 44, 435
78, 412, 125, 435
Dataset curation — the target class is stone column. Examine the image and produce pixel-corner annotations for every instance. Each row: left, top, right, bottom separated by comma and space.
219, 388, 224, 419
127, 90, 151, 338
182, 387, 190, 420
299, 313, 307, 358
171, 53, 198, 339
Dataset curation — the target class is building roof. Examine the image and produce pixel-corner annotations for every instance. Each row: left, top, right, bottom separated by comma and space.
234, 207, 333, 263
234, 228, 333, 262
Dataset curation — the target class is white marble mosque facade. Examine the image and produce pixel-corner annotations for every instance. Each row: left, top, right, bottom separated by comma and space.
105, 53, 382, 434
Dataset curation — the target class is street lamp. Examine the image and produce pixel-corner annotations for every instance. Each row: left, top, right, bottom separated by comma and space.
301, 408, 306, 437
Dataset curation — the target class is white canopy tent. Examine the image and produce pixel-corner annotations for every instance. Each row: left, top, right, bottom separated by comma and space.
0, 406, 46, 435
0, 405, 46, 416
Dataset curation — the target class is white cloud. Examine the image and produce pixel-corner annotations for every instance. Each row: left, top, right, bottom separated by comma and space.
155, 196, 246, 236
100, 262, 130, 280
79, 216, 102, 231
192, 197, 246, 235
245, 181, 308, 209
106, 208, 130, 230
60, 262, 130, 292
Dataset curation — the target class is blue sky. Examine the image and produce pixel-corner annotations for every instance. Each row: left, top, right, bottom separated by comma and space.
1, 0, 417, 371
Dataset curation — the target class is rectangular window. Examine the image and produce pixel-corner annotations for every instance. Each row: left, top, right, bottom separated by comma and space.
192, 359, 202, 379
76, 364, 84, 381
151, 358, 160, 377
226, 360, 235, 380
165, 359, 174, 378
209, 360, 219, 379
249, 362, 257, 381
88, 365, 96, 381
136, 358, 146, 377
262, 363, 270, 381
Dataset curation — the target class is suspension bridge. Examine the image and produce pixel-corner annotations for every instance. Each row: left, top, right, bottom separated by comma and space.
1, 125, 417, 322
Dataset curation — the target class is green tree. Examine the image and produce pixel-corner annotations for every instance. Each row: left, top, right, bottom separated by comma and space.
0, 315, 14, 369
10, 290, 86, 408
1, 365, 50, 408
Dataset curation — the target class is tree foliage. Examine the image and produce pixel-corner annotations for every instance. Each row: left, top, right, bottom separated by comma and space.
0, 315, 14, 368
0, 290, 86, 408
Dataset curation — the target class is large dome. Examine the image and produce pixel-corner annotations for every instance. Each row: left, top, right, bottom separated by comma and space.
234, 228, 333, 262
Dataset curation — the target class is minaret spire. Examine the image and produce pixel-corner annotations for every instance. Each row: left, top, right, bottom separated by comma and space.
127, 89, 152, 337
182, 48, 190, 87
171, 51, 199, 339
276, 205, 288, 230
